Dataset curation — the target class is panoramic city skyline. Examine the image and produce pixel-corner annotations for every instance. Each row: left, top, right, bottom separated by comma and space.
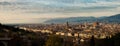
0, 0, 120, 24
0, 0, 120, 46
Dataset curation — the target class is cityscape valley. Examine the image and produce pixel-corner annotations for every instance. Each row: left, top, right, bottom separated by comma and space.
0, 0, 120, 46
0, 14, 120, 46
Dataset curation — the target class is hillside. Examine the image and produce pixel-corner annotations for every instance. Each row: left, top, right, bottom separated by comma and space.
0, 24, 34, 37
44, 14, 120, 23
101, 14, 120, 23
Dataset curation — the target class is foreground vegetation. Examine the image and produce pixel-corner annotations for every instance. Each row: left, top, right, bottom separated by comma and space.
0, 24, 120, 46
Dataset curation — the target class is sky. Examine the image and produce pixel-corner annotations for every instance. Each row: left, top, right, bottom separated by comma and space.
0, 0, 120, 24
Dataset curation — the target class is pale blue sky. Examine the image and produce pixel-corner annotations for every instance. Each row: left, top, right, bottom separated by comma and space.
0, 0, 120, 24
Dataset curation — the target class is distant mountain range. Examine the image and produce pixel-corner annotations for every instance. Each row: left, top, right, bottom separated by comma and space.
44, 14, 120, 24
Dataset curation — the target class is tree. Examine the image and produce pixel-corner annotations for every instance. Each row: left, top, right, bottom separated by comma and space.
45, 35, 63, 46
111, 33, 120, 46
0, 23, 1, 26
90, 35, 95, 46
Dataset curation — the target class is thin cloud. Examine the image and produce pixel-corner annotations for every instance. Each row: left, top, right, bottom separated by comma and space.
0, 0, 120, 24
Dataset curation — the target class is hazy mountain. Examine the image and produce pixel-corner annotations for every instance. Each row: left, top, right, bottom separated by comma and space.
101, 14, 120, 23
44, 14, 120, 24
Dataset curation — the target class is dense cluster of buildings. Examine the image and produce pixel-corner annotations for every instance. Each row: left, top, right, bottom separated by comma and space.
16, 22, 120, 39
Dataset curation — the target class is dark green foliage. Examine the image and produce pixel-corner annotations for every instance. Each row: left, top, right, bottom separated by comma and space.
111, 33, 120, 46
90, 36, 95, 46
0, 24, 46, 46
45, 35, 63, 46
94, 33, 120, 46
95, 38, 114, 46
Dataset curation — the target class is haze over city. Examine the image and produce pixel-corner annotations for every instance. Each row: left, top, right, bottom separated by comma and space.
0, 0, 120, 24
